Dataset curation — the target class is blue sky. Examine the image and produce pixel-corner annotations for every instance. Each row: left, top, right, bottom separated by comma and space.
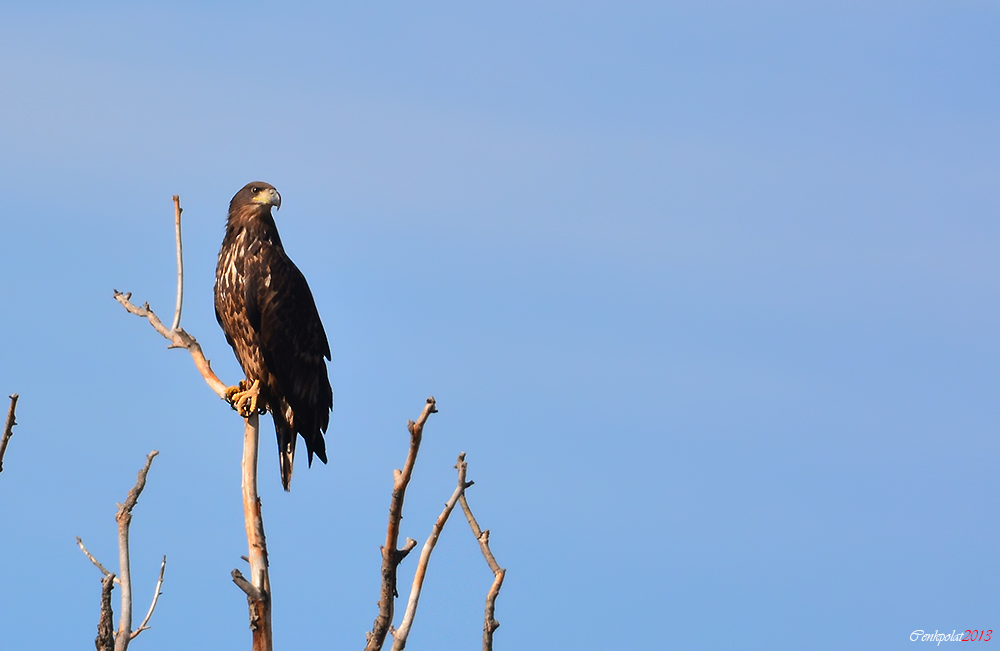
0, 3, 997, 649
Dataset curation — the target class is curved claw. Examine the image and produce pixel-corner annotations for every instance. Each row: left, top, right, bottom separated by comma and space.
225, 380, 262, 417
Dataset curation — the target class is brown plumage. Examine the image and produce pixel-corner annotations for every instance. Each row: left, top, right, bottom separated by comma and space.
214, 182, 332, 490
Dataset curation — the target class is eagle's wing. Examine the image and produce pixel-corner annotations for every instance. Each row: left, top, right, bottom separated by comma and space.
249, 242, 332, 467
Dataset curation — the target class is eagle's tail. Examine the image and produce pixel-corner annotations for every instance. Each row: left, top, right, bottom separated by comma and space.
273, 404, 296, 492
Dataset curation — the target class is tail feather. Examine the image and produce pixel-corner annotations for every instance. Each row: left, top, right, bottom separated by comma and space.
273, 405, 296, 492
272, 397, 328, 491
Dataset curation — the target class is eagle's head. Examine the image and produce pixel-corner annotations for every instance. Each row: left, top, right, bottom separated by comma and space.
230, 181, 281, 214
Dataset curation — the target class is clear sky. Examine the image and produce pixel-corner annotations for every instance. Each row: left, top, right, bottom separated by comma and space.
0, 3, 997, 649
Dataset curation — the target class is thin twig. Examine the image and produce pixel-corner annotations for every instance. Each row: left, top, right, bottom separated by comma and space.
0, 393, 19, 474
365, 397, 438, 651
115, 450, 159, 651
171, 195, 184, 332
231, 411, 272, 651
459, 486, 506, 651
130, 555, 166, 639
391, 453, 471, 651
76, 536, 115, 579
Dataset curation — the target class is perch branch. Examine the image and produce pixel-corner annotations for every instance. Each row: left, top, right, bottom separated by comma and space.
171, 195, 184, 332
0, 393, 19, 474
365, 397, 438, 651
231, 411, 272, 651
459, 482, 506, 651
391, 453, 471, 650
114, 450, 159, 651
130, 555, 167, 640
113, 196, 227, 399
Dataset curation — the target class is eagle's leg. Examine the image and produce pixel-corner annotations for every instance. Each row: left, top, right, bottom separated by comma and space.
225, 379, 263, 417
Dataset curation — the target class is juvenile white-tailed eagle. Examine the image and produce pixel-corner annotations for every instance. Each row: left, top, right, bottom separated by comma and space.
215, 182, 332, 491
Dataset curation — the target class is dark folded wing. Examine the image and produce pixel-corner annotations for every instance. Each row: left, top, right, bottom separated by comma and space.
250, 244, 332, 463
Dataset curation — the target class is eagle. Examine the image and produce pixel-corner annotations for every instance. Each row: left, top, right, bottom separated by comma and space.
214, 182, 332, 491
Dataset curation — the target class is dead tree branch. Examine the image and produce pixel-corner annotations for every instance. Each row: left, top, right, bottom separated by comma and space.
96, 574, 116, 651
170, 195, 184, 332
131, 555, 167, 639
113, 196, 226, 399
78, 452, 165, 651
459, 474, 506, 651
114, 450, 159, 651
231, 411, 272, 651
390, 453, 472, 651
0, 393, 19, 474
77, 537, 115, 579
364, 397, 438, 651
113, 291, 228, 399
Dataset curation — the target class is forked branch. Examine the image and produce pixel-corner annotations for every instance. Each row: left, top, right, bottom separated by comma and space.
459, 478, 506, 651
0, 393, 19, 474
115, 450, 159, 650
78, 451, 166, 651
113, 196, 227, 399
364, 397, 437, 651
390, 453, 472, 650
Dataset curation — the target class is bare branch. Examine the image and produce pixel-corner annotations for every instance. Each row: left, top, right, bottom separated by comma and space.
457, 497, 501, 576
96, 574, 116, 651
481, 570, 505, 651
130, 555, 166, 640
0, 393, 19, 474
79, 453, 164, 650
398, 538, 417, 563
171, 195, 184, 332
365, 397, 438, 651
233, 412, 272, 651
114, 291, 228, 399
113, 196, 230, 399
115, 450, 159, 651
391, 453, 470, 651
459, 486, 506, 651
231, 569, 263, 602
77, 537, 114, 579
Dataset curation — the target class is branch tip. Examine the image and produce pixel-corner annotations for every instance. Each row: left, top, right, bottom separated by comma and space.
77, 537, 114, 578
0, 393, 20, 474
130, 555, 166, 640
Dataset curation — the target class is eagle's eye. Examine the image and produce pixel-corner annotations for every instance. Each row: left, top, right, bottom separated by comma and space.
251, 186, 259, 194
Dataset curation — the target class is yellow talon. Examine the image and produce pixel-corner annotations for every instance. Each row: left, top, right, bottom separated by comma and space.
225, 380, 262, 417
